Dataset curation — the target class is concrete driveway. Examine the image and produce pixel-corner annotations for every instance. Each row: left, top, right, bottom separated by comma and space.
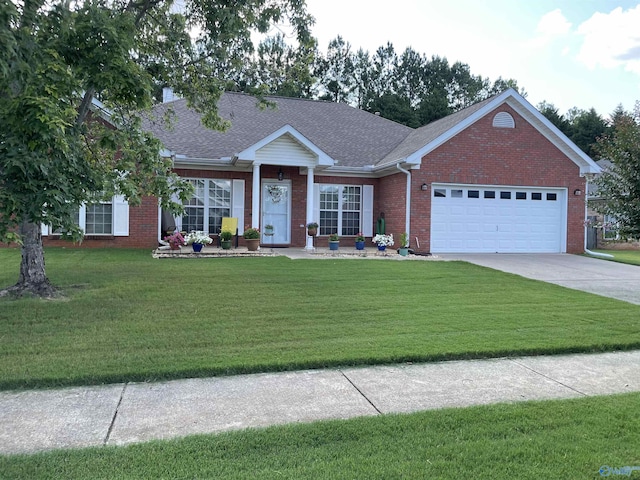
439, 253, 640, 305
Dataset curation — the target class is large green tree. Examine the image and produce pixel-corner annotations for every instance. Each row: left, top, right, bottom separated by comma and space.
0, 0, 311, 297
591, 103, 640, 238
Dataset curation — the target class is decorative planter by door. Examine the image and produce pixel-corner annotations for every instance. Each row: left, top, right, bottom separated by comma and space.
377, 245, 386, 251
221, 240, 232, 250
355, 240, 365, 250
192, 243, 204, 252
246, 238, 260, 251
307, 227, 317, 237
329, 241, 339, 251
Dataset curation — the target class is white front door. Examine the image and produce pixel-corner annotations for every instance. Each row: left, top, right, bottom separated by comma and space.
262, 181, 291, 244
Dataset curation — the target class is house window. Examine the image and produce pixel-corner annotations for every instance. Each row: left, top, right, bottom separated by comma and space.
451, 189, 463, 198
500, 191, 511, 199
484, 191, 496, 199
546, 193, 557, 201
531, 192, 542, 201
319, 184, 362, 236
183, 179, 231, 234
434, 189, 446, 197
516, 192, 527, 200
85, 203, 113, 234
468, 190, 480, 198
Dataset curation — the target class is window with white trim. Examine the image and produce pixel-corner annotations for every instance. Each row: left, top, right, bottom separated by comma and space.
319, 184, 362, 236
182, 179, 232, 234
85, 202, 113, 234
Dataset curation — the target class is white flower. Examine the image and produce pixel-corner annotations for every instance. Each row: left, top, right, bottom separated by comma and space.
372, 234, 394, 246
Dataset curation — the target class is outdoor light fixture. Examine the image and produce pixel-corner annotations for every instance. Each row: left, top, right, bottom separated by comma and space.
574, 188, 582, 196
421, 183, 428, 191
278, 168, 284, 181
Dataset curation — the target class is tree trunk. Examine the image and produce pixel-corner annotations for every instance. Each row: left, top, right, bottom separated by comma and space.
0, 221, 59, 298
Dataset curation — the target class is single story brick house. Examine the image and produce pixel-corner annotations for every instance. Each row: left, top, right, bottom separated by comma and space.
42, 88, 600, 253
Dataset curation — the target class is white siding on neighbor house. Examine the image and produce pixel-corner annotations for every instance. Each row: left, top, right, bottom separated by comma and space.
255, 134, 316, 166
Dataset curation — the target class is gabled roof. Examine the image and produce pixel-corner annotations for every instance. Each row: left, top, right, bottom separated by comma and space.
145, 92, 412, 166
378, 89, 601, 175
145, 89, 600, 176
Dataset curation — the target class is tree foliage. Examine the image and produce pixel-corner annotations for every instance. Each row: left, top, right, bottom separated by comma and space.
591, 104, 640, 238
0, 0, 311, 296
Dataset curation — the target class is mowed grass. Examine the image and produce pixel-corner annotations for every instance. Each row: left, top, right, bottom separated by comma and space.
592, 249, 640, 266
1, 392, 639, 479
1, 248, 640, 390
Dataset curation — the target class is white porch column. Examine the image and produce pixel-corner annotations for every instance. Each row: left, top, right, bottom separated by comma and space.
252, 163, 261, 229
305, 167, 315, 251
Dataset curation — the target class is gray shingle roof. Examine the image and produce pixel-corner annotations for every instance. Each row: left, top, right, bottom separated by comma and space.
377, 96, 495, 166
145, 92, 413, 167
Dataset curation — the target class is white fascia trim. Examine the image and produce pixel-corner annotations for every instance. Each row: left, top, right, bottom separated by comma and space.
403, 88, 601, 175
403, 90, 517, 165
503, 96, 601, 175
237, 124, 335, 167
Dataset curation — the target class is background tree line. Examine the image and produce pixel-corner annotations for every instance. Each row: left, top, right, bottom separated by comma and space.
215, 33, 622, 160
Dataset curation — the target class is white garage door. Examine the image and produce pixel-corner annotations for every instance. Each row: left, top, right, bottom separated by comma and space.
430, 184, 566, 253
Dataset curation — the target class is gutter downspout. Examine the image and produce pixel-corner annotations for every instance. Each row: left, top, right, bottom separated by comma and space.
396, 163, 411, 243
583, 174, 613, 258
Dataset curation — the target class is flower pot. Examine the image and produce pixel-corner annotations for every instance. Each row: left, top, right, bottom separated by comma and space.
192, 243, 204, 252
377, 244, 386, 251
246, 238, 260, 251
399, 247, 409, 256
355, 240, 365, 250
221, 240, 232, 250
265, 227, 274, 236
329, 240, 339, 251
307, 228, 317, 237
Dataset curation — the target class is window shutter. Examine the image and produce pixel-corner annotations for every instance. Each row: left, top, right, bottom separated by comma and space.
363, 185, 374, 237
313, 184, 320, 225
112, 196, 129, 236
41, 224, 48, 236
232, 179, 245, 232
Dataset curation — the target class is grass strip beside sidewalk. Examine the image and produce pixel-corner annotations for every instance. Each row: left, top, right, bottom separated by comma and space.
1, 392, 638, 479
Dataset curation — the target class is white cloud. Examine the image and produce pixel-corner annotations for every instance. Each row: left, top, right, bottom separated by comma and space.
576, 4, 640, 75
527, 9, 572, 48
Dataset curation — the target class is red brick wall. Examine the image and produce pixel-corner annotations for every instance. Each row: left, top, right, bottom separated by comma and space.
403, 104, 586, 253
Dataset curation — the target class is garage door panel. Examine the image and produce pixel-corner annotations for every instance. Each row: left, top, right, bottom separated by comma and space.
431, 184, 565, 253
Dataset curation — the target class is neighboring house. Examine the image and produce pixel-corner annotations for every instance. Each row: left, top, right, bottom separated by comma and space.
42, 88, 600, 253
587, 159, 620, 246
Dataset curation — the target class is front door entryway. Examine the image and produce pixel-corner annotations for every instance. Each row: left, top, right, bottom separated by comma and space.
262, 181, 291, 244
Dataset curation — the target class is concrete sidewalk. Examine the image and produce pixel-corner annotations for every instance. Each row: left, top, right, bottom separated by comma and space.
1, 350, 639, 455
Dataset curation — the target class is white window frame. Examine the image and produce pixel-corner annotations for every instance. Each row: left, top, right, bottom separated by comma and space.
318, 184, 363, 236
180, 178, 243, 235
42, 195, 128, 237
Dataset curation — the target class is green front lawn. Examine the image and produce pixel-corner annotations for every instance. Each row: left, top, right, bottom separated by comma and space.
591, 249, 640, 266
2, 392, 638, 479
1, 248, 640, 390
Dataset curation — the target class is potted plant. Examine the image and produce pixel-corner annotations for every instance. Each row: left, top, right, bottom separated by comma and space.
264, 224, 274, 236
372, 233, 394, 252
184, 231, 212, 252
398, 232, 409, 256
219, 230, 233, 250
355, 232, 365, 250
307, 222, 318, 236
328, 233, 340, 251
164, 231, 185, 250
243, 227, 261, 251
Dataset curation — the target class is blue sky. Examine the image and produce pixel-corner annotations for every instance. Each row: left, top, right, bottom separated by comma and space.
304, 0, 640, 119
